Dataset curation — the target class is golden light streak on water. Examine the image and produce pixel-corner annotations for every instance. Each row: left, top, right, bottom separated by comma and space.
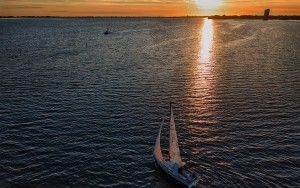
185, 18, 218, 155
199, 18, 214, 64
193, 18, 216, 111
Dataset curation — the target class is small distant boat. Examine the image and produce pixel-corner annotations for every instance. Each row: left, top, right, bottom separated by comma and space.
154, 103, 200, 188
104, 28, 112, 35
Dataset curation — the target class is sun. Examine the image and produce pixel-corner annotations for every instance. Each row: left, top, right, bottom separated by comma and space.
195, 0, 223, 10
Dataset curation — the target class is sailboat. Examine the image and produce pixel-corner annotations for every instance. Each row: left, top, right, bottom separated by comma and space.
154, 103, 200, 188
104, 28, 111, 35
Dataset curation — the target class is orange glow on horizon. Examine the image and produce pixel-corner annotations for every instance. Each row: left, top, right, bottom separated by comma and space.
195, 0, 224, 11
0, 0, 299, 16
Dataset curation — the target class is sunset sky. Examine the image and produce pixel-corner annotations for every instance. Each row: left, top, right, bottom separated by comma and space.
1, 0, 299, 17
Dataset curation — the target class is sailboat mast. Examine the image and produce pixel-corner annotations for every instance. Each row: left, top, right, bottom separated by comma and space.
169, 103, 183, 166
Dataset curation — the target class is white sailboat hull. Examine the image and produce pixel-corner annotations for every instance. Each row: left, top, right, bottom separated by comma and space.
154, 156, 198, 188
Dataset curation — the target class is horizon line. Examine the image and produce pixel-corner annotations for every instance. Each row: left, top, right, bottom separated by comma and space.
1, 15, 300, 18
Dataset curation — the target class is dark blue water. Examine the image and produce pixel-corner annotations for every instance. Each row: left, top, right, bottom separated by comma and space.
0, 18, 299, 187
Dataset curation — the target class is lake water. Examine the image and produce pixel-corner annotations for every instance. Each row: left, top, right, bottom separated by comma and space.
0, 18, 299, 187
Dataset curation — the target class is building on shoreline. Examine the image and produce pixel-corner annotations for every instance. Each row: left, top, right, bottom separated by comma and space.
264, 9, 271, 20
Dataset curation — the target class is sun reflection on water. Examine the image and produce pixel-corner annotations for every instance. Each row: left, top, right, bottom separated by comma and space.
185, 18, 218, 155
199, 18, 214, 69
194, 18, 215, 102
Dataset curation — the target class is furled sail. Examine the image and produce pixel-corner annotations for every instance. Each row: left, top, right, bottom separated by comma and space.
169, 104, 183, 166
154, 121, 163, 161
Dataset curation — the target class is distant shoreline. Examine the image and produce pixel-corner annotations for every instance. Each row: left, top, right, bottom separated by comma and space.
208, 15, 300, 20
0, 16, 199, 19
0, 15, 300, 20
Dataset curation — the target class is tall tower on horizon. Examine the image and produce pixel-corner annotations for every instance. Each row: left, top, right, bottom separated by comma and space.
264, 9, 271, 20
